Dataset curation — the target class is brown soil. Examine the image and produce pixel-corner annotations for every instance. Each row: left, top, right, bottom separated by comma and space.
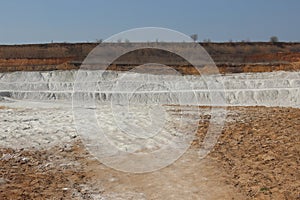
245, 52, 300, 63
194, 106, 300, 199
0, 106, 299, 199
0, 144, 87, 199
1, 42, 300, 74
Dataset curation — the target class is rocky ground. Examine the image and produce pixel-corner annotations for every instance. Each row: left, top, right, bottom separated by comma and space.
195, 106, 300, 199
0, 101, 299, 199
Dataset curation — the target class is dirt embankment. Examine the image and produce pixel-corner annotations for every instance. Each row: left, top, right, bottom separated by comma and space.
0, 58, 77, 72
0, 42, 300, 74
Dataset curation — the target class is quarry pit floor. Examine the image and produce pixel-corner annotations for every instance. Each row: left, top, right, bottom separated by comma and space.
0, 100, 299, 199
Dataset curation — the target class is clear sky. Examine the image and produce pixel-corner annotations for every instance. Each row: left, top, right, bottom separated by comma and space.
1, 0, 299, 44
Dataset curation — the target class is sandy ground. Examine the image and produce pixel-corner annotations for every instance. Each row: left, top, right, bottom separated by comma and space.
0, 141, 245, 200
0, 100, 299, 199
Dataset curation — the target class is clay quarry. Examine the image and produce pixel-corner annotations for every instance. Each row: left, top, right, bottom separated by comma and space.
0, 42, 299, 200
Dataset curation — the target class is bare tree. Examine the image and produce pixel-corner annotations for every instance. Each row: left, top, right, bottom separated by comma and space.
96, 39, 103, 43
190, 34, 198, 42
270, 36, 279, 43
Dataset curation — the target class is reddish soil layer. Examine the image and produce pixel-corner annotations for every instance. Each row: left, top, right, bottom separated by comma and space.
0, 42, 300, 74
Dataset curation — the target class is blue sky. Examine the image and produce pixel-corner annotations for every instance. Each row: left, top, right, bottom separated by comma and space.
1, 0, 299, 44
